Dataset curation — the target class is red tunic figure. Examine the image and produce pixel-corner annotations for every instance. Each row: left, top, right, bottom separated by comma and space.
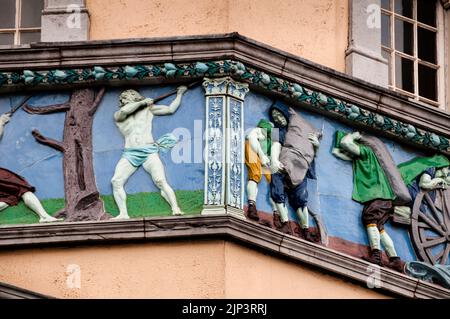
0, 112, 59, 223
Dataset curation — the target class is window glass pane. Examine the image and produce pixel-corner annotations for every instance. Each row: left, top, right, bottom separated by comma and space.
395, 19, 413, 55
418, 27, 436, 64
0, 33, 14, 45
20, 0, 44, 28
381, 13, 391, 47
394, 0, 413, 18
395, 55, 414, 93
0, 0, 16, 28
418, 64, 437, 101
20, 31, 40, 44
417, 0, 436, 27
381, 0, 390, 10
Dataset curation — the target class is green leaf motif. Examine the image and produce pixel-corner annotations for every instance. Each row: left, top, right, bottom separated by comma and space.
81, 69, 94, 80
92, 66, 106, 80
0, 73, 7, 86
65, 70, 79, 83
166, 70, 176, 78
164, 63, 177, 71
195, 62, 209, 74
152, 66, 162, 77
0, 59, 447, 153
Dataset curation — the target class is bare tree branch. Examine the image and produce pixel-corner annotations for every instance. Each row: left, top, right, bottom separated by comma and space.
23, 102, 71, 115
88, 87, 106, 116
31, 129, 65, 152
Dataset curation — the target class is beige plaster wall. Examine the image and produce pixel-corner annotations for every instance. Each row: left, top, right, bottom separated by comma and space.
0, 241, 226, 298
223, 242, 387, 299
0, 240, 387, 299
85, 0, 348, 72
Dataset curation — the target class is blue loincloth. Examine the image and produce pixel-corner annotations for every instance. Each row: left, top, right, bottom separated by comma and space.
122, 133, 178, 167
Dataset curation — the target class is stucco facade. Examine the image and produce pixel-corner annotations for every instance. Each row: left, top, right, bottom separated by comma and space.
0, 240, 389, 299
0, 1, 449, 300
86, 0, 348, 72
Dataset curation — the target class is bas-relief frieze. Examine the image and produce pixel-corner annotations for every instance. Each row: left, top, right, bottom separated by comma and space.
0, 60, 449, 289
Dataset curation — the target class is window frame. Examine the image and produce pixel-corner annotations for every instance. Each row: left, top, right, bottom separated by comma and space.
0, 0, 42, 46
381, 0, 445, 109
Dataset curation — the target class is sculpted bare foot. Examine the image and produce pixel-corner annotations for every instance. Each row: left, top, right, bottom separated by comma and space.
112, 214, 130, 220
39, 216, 63, 223
172, 209, 184, 216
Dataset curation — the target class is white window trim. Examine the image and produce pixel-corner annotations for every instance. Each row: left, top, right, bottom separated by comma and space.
436, 3, 446, 111
381, 0, 445, 109
0, 0, 41, 46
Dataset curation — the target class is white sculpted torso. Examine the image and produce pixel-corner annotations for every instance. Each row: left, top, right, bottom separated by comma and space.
116, 107, 155, 148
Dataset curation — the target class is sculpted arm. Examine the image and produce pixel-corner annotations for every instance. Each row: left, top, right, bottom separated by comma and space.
332, 148, 353, 161
340, 132, 362, 157
114, 99, 151, 122
0, 113, 11, 140
151, 86, 187, 116
270, 141, 284, 173
308, 132, 321, 156
247, 128, 269, 166
419, 173, 447, 190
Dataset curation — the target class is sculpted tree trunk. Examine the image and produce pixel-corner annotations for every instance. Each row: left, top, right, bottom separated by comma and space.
24, 88, 110, 221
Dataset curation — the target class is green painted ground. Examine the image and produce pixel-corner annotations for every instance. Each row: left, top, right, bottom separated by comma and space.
0, 190, 203, 226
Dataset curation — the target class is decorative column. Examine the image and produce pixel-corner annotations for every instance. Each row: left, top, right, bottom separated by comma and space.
202, 77, 249, 219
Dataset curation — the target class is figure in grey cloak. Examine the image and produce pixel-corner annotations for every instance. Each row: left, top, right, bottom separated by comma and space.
268, 103, 321, 241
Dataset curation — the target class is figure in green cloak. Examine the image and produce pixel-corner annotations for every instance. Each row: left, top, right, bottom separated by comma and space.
332, 131, 411, 273
395, 154, 449, 221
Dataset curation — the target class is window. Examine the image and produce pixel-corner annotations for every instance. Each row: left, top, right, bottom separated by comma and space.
381, 0, 444, 107
0, 0, 44, 45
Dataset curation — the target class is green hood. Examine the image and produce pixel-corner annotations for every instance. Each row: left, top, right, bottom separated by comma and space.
334, 130, 347, 149
257, 119, 273, 156
398, 154, 450, 186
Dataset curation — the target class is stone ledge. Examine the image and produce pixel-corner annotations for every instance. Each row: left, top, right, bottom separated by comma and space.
0, 282, 52, 299
0, 215, 449, 299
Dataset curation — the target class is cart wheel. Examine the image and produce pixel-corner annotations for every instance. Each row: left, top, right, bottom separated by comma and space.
410, 188, 450, 265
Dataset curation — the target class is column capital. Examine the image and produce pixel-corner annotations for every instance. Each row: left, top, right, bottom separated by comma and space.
203, 77, 249, 100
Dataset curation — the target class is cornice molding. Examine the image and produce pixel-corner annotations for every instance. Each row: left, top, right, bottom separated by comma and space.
0, 33, 448, 154
0, 282, 52, 299
0, 215, 449, 299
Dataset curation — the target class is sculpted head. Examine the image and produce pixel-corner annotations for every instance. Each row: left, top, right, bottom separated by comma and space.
436, 166, 450, 180
119, 89, 146, 107
270, 109, 288, 127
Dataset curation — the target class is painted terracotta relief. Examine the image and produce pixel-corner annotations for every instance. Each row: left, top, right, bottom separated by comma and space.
0, 84, 205, 225
0, 61, 449, 287
332, 131, 410, 272
0, 111, 59, 223
111, 86, 188, 219
244, 103, 322, 242
241, 90, 450, 280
